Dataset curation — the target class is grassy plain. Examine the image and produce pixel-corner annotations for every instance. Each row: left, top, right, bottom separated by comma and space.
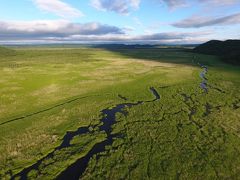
0, 46, 239, 179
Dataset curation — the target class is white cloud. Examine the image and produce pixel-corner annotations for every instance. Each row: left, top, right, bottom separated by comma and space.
33, 0, 83, 18
91, 0, 140, 14
132, 17, 143, 26
130, 0, 141, 9
123, 26, 136, 32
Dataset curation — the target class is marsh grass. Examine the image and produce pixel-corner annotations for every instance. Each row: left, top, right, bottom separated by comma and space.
0, 47, 239, 179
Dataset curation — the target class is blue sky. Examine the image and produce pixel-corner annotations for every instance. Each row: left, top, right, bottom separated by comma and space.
0, 0, 239, 44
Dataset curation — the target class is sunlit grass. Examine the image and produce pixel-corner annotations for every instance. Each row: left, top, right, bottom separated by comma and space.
0, 47, 239, 179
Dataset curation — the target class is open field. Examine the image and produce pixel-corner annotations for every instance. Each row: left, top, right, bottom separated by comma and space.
0, 46, 240, 179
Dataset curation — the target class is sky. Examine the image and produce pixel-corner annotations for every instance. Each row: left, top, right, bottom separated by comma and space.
0, 0, 240, 44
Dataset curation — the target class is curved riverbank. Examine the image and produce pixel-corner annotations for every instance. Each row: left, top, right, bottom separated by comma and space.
12, 87, 160, 180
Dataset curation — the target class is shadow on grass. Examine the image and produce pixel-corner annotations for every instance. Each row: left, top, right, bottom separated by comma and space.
91, 45, 219, 67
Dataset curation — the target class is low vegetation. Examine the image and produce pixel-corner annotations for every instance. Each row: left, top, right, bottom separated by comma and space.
0, 46, 239, 179
0, 46, 16, 57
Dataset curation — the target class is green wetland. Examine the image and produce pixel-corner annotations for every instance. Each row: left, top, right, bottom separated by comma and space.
0, 46, 239, 179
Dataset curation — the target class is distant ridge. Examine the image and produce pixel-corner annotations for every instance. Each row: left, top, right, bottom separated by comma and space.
193, 40, 240, 65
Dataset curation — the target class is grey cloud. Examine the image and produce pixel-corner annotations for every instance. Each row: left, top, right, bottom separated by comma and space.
91, 0, 140, 14
135, 31, 211, 41
0, 20, 124, 40
172, 13, 240, 28
160, 0, 187, 9
158, 0, 239, 9
199, 0, 239, 6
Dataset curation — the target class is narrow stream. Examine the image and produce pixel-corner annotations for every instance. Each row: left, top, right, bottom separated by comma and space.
11, 59, 208, 180
199, 63, 208, 93
12, 87, 160, 180
57, 87, 160, 180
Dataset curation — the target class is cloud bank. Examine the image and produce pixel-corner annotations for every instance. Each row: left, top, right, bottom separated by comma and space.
0, 20, 211, 44
0, 20, 124, 40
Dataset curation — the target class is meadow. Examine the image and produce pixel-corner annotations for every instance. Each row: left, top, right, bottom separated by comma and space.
0, 46, 239, 179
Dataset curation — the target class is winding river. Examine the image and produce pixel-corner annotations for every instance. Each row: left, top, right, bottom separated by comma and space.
12, 87, 160, 180
11, 60, 207, 180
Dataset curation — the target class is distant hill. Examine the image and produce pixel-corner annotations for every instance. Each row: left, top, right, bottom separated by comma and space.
92, 44, 160, 49
193, 40, 240, 65
0, 46, 16, 56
